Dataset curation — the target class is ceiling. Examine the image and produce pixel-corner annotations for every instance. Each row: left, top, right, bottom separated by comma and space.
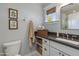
41, 3, 59, 8
61, 3, 79, 15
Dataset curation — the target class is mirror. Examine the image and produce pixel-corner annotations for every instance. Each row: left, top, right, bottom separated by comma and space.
61, 3, 79, 30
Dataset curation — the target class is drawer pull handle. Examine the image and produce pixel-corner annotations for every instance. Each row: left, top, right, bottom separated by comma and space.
45, 41, 47, 43
59, 52, 61, 55
44, 48, 47, 51
62, 54, 64, 56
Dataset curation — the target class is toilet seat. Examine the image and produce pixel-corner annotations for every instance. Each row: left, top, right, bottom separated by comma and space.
3, 40, 21, 56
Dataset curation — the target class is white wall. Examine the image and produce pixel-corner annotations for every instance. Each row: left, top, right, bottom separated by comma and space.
0, 3, 43, 55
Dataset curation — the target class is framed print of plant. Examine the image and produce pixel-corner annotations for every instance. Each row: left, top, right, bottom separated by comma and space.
9, 8, 18, 19
9, 19, 18, 30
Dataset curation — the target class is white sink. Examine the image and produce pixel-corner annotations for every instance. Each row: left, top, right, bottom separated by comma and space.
56, 38, 79, 45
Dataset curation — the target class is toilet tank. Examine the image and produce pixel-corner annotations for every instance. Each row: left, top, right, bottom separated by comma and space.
3, 40, 21, 56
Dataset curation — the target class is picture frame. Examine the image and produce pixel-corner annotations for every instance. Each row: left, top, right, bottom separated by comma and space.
9, 19, 18, 30
9, 8, 18, 19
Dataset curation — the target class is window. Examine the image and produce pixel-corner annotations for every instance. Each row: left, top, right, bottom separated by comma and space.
45, 7, 57, 22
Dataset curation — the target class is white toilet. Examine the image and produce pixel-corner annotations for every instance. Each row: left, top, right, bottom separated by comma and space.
3, 40, 21, 56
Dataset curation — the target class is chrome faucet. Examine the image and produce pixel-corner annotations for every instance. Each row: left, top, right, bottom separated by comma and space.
66, 34, 69, 40
72, 35, 77, 41
57, 32, 59, 38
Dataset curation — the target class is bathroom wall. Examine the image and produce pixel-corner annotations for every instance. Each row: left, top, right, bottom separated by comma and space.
43, 3, 79, 35
0, 3, 43, 55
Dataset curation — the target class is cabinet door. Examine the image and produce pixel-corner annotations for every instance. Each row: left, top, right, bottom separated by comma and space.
42, 38, 49, 45
50, 47, 60, 56
42, 45, 50, 56
59, 52, 69, 56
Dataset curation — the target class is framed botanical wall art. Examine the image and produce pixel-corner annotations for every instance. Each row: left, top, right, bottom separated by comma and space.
9, 19, 18, 30
9, 8, 18, 19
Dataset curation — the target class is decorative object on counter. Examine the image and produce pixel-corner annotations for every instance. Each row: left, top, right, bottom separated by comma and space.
9, 19, 18, 30
36, 30, 48, 37
9, 8, 18, 19
38, 25, 46, 30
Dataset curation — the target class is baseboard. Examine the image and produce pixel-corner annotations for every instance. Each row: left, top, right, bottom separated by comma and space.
24, 51, 41, 56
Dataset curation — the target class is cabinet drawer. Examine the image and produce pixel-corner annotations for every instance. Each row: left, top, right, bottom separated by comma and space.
50, 46, 69, 56
50, 47, 59, 56
42, 45, 50, 56
42, 38, 49, 45
61, 52, 69, 56
50, 41, 79, 56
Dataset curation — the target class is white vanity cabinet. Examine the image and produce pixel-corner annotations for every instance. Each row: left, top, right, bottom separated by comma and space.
42, 45, 50, 56
42, 38, 50, 56
50, 40, 79, 56
50, 41, 70, 56
37, 36, 79, 56
60, 52, 70, 56
50, 46, 69, 56
42, 38, 70, 56
50, 47, 60, 56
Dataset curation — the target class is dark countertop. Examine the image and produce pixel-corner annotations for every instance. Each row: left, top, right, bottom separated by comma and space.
35, 35, 79, 50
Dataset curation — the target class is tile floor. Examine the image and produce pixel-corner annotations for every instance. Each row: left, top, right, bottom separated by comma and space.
26, 51, 41, 56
